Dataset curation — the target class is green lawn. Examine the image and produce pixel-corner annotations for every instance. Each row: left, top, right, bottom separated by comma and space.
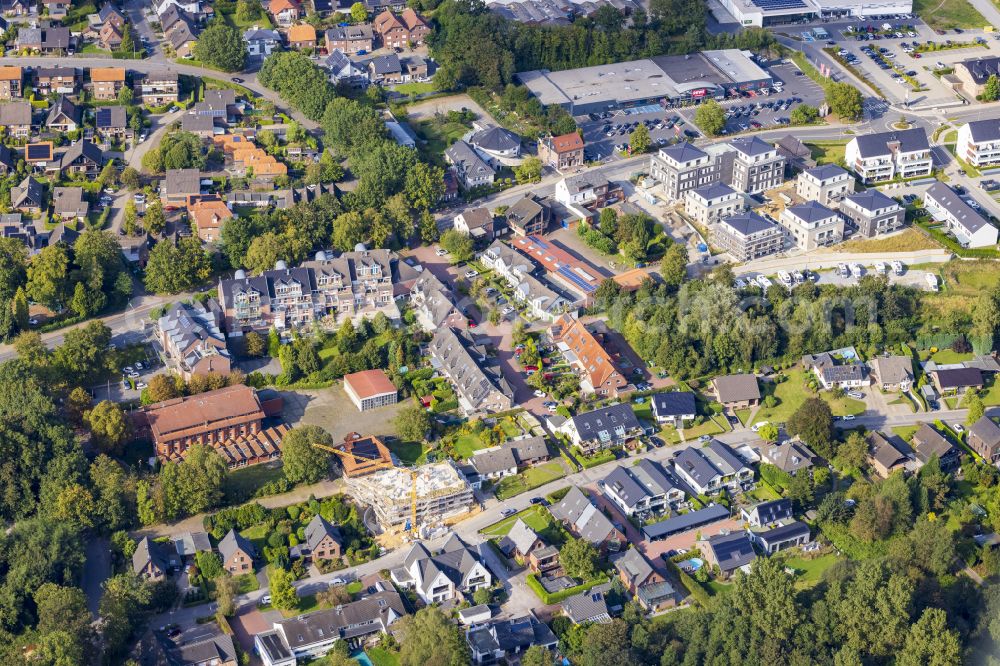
821, 393, 866, 417
411, 117, 472, 166
931, 348, 975, 364
665, 417, 727, 444
805, 141, 848, 165
891, 425, 919, 442
452, 433, 490, 459
80, 43, 109, 54
223, 464, 284, 504
498, 417, 521, 438
235, 573, 259, 593
386, 439, 429, 466
734, 408, 752, 426
704, 579, 733, 597
754, 369, 811, 423
239, 524, 270, 552
494, 460, 569, 500
981, 375, 1000, 406
782, 553, 841, 588
914, 0, 986, 30
220, 7, 273, 29
744, 485, 782, 503
367, 647, 401, 666
479, 505, 551, 537
391, 81, 436, 95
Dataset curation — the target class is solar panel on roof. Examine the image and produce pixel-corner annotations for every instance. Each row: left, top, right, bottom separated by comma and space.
96, 108, 111, 126
26, 144, 49, 159
752, 0, 806, 8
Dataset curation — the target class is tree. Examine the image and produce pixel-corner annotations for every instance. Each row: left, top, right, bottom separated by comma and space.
350, 1, 367, 22
575, 619, 633, 666
966, 391, 985, 425
514, 156, 542, 184
835, 431, 868, 471
117, 82, 133, 105
90, 454, 133, 531
758, 422, 779, 442
317, 584, 352, 607
419, 209, 439, 244
27, 243, 70, 308
35, 583, 94, 648
269, 566, 299, 610
236, 0, 263, 22
193, 24, 247, 72
54, 321, 113, 385
826, 82, 864, 121
439, 229, 474, 264
281, 425, 333, 485
787, 397, 834, 458
398, 607, 470, 666
790, 104, 820, 124
123, 199, 138, 236
694, 100, 726, 136
144, 238, 211, 293
216, 574, 239, 616
120, 166, 140, 190
145, 200, 166, 236
100, 573, 154, 660
245, 232, 286, 273
394, 402, 430, 441
559, 538, 599, 580
195, 550, 224, 580
659, 243, 688, 290
244, 331, 267, 357
159, 444, 228, 519
65, 387, 91, 428
404, 162, 445, 211
98, 160, 119, 189
11, 285, 27, 330
897, 607, 961, 666
53, 483, 95, 528
85, 400, 129, 455
521, 646, 554, 666
629, 123, 650, 153
146, 373, 182, 403
984, 74, 1000, 102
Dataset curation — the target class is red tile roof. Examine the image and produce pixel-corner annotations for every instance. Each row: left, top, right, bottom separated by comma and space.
548, 132, 584, 154
344, 369, 396, 399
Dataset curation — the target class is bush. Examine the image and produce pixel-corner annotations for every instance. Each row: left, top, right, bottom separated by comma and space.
525, 573, 609, 604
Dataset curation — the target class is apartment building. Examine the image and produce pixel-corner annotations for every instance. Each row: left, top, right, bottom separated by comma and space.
552, 403, 643, 454
956, 119, 1000, 168
429, 326, 514, 414
672, 440, 753, 495
347, 464, 476, 531
683, 182, 744, 226
90, 67, 126, 100
505, 194, 550, 236
923, 181, 999, 248
650, 142, 720, 202
0, 66, 21, 99
157, 300, 231, 380
554, 171, 623, 210
712, 212, 784, 261
796, 163, 855, 207
779, 200, 845, 250
721, 136, 786, 194
445, 140, 495, 189
839, 190, 906, 237
538, 132, 584, 170
549, 314, 627, 396
844, 128, 933, 183
601, 459, 684, 518
35, 66, 76, 94
324, 23, 373, 53
135, 70, 179, 105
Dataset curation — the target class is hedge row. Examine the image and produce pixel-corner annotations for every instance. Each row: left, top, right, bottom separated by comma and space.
525, 573, 609, 605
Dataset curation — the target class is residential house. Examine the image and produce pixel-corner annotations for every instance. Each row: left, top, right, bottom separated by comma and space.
864, 355, 914, 393
99, 21, 123, 50
712, 373, 760, 410
801, 352, 867, 390
649, 142, 721, 202
11, 176, 43, 214
923, 181, 999, 248
749, 521, 812, 555
157, 300, 231, 380
672, 440, 753, 495
95, 105, 128, 143
244, 26, 282, 58
957, 119, 1000, 168
41, 0, 70, 18
496, 518, 544, 560
774, 134, 814, 173
445, 140, 495, 189
287, 23, 316, 49
158, 631, 238, 666
758, 439, 816, 476
538, 132, 584, 171
0, 66, 21, 99
172, 531, 212, 562
612, 547, 676, 612
372, 9, 408, 48
367, 52, 402, 83
505, 194, 550, 236
741, 498, 793, 527
561, 582, 613, 625
721, 136, 786, 194
554, 171, 623, 211
343, 369, 398, 412
0, 101, 32, 139
641, 504, 730, 542
469, 445, 517, 483
554, 403, 643, 454
466, 615, 558, 665
255, 586, 407, 662
181, 112, 216, 137
34, 66, 76, 95
399, 7, 429, 43
304, 514, 343, 562
839, 189, 906, 238
391, 533, 492, 604
132, 537, 170, 580
98, 2, 126, 29
90, 67, 126, 100
269, 0, 301, 25
45, 95, 80, 132
649, 391, 697, 427
324, 23, 373, 53
161, 5, 198, 56
24, 142, 56, 174
969, 415, 1000, 464
601, 459, 684, 517
17, 23, 71, 54
911, 423, 961, 471
683, 181, 745, 226
0, 144, 20, 175
549, 314, 627, 396
364, 0, 406, 11
844, 128, 933, 183
712, 212, 784, 261
60, 141, 105, 177
51, 187, 87, 222
135, 70, 179, 105
469, 124, 521, 160
867, 431, 909, 479
219, 529, 257, 573
796, 163, 856, 208
702, 531, 756, 578
324, 49, 367, 87
779, 200, 845, 250
549, 486, 625, 552
453, 207, 497, 241
163, 168, 202, 207
954, 55, 1000, 97
428, 326, 514, 414
932, 367, 984, 394
0, 0, 27, 16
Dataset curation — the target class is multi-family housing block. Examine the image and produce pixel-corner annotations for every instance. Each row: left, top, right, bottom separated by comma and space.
779, 200, 845, 250
795, 163, 854, 207
720, 136, 786, 194
839, 190, 906, 238
684, 182, 745, 226
712, 212, 784, 261
650, 142, 720, 202
548, 314, 627, 396
923, 182, 999, 248
844, 128, 932, 183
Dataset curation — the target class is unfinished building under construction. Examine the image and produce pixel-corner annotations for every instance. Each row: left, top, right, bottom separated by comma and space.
346, 461, 475, 532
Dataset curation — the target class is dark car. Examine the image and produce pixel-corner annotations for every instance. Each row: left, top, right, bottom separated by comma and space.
529, 497, 549, 506
231, 77, 244, 83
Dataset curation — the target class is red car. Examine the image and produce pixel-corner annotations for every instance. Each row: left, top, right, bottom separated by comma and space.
468, 320, 477, 328
524, 365, 539, 372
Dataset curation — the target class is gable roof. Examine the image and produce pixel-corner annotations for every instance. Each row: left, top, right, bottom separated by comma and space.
562, 582, 612, 624
602, 459, 679, 510
0, 101, 31, 125
445, 140, 494, 180
612, 547, 657, 588
499, 518, 541, 556
96, 105, 127, 129
304, 514, 343, 552
713, 373, 760, 403
924, 182, 992, 236
287, 23, 316, 41
548, 486, 619, 546
570, 403, 640, 443
870, 355, 913, 385
545, 132, 583, 153
46, 94, 80, 126
61, 140, 104, 167
650, 391, 696, 418
911, 423, 957, 464
852, 127, 929, 158
867, 431, 908, 470
756, 520, 811, 546
470, 445, 517, 476
965, 119, 1000, 143
165, 168, 202, 195
218, 528, 257, 562
934, 366, 983, 389
551, 315, 622, 391
706, 531, 756, 573
747, 498, 792, 525
971, 415, 1000, 449
133, 536, 169, 575
52, 186, 87, 217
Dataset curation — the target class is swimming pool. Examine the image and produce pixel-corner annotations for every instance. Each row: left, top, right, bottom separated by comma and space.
680, 557, 705, 572
351, 651, 373, 666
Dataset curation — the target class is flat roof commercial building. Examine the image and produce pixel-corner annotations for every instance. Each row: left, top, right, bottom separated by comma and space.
717, 0, 912, 28
516, 50, 772, 115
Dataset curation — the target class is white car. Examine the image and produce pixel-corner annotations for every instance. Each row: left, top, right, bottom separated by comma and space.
751, 421, 769, 432
135, 362, 144, 370
464, 270, 479, 279
123, 366, 134, 374
842, 414, 856, 421
435, 248, 447, 256
128, 371, 140, 379
547, 404, 558, 412
533, 389, 546, 398
136, 382, 148, 389
502, 305, 515, 315
260, 595, 271, 606
954, 423, 965, 433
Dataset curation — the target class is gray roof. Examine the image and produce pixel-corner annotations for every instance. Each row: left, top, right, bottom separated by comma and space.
562, 169, 610, 194
162, 630, 237, 666
612, 547, 656, 588
820, 363, 865, 384
747, 498, 793, 525
561, 582, 613, 624
181, 112, 215, 133
218, 528, 256, 562
729, 135, 774, 158
804, 163, 848, 182
370, 53, 401, 75
971, 415, 1000, 449
429, 326, 513, 411
755, 520, 810, 547
164, 168, 201, 196
959, 55, 1000, 84
775, 134, 810, 158
36, 65, 75, 78
870, 355, 913, 385
471, 445, 517, 476
720, 212, 776, 237
852, 127, 929, 158
244, 26, 281, 41
325, 23, 372, 41
505, 194, 548, 228
173, 531, 212, 557
273, 589, 406, 649
51, 186, 87, 217
642, 504, 729, 540
924, 181, 992, 235
304, 514, 343, 553
965, 119, 1000, 143
96, 104, 126, 129
508, 436, 548, 463
868, 431, 908, 470
0, 101, 31, 125
786, 200, 837, 224
658, 141, 707, 164
46, 94, 80, 126
690, 181, 736, 202
912, 423, 957, 464
707, 531, 756, 573
499, 518, 541, 556
132, 536, 169, 575
549, 486, 619, 546
570, 403, 641, 444
603, 459, 679, 510
12, 176, 43, 208
844, 189, 900, 213
467, 615, 558, 657
713, 373, 760, 403
402, 533, 486, 597
61, 140, 104, 169
445, 140, 495, 181
650, 391, 696, 419
762, 439, 815, 474
934, 366, 983, 390
469, 125, 521, 152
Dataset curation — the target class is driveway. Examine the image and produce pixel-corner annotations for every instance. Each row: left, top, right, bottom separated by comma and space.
81, 537, 111, 617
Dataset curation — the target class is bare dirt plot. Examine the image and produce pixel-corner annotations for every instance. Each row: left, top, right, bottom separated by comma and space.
283, 386, 406, 442
404, 93, 491, 123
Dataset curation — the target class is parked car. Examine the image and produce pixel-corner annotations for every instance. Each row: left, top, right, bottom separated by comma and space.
501, 508, 517, 517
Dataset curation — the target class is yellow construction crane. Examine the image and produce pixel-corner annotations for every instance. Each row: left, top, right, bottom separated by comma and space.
312, 442, 420, 536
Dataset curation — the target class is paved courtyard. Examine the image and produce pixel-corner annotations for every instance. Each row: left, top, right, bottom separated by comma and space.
284, 386, 405, 442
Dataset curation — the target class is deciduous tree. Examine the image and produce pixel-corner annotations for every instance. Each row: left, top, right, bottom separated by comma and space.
694, 100, 725, 136
398, 607, 470, 666
393, 402, 430, 442
281, 425, 333, 485
194, 24, 247, 72
85, 400, 129, 455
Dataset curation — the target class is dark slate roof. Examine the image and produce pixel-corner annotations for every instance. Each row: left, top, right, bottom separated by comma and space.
748, 498, 792, 525
844, 189, 900, 213
729, 135, 774, 158
650, 391, 696, 419
165, 168, 201, 195
469, 125, 521, 152
132, 536, 169, 575
602, 460, 680, 511
46, 94, 80, 126
804, 163, 848, 182
852, 128, 929, 158
690, 181, 736, 202
612, 547, 656, 587
713, 373, 760, 403
674, 446, 721, 488
658, 141, 707, 164
720, 211, 776, 236
370, 53, 401, 75
786, 200, 837, 224
218, 529, 257, 562
934, 366, 984, 389
467, 615, 558, 656
562, 582, 613, 624
912, 423, 957, 463
960, 55, 1000, 84
965, 119, 1000, 143
603, 465, 651, 510
471, 445, 517, 476
924, 181, 992, 235
162, 631, 237, 666
707, 531, 756, 572
970, 415, 1000, 449
642, 504, 729, 540
61, 140, 104, 167
96, 105, 126, 129
820, 363, 865, 384
508, 436, 548, 463
868, 431, 908, 469
755, 520, 810, 546
570, 403, 641, 443
304, 514, 343, 553
549, 486, 619, 545
274, 589, 406, 649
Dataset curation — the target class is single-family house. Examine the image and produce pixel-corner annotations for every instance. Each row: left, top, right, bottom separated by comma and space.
0, 101, 32, 139
923, 181, 999, 248
649, 391, 697, 427
672, 440, 753, 495
554, 403, 642, 455
612, 547, 676, 612
932, 367, 984, 395
95, 105, 128, 143
303, 514, 343, 562
870, 355, 914, 392
911, 423, 961, 471
867, 431, 909, 479
749, 521, 811, 554
538, 132, 584, 171
244, 26, 282, 58
712, 373, 760, 410
549, 486, 625, 552
741, 498, 793, 527
219, 529, 257, 573
466, 615, 558, 665
11, 176, 44, 214
268, 0, 301, 25
133, 536, 170, 580
445, 140, 495, 189
702, 531, 756, 578
287, 22, 316, 49
969, 415, 1000, 464
561, 582, 613, 625
51, 186, 88, 222
45, 95, 80, 132
60, 141, 105, 178
325, 23, 373, 53
391, 533, 492, 604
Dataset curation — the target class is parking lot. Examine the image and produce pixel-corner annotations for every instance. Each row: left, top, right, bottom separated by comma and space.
578, 107, 701, 162
738, 262, 936, 291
